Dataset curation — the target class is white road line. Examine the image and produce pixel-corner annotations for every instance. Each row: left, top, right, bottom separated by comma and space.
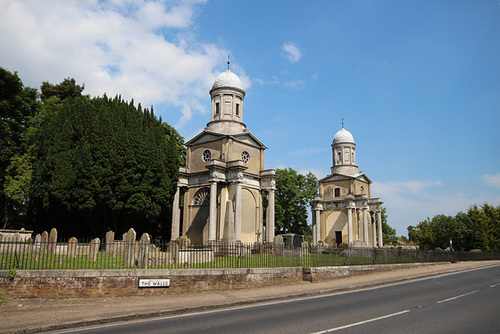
490, 283, 500, 288
436, 290, 478, 304
309, 310, 411, 334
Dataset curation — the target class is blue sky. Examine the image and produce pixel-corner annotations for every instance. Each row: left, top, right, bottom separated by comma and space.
1, 0, 499, 235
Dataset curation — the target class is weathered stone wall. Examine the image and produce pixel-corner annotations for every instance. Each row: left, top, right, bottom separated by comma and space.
0, 267, 303, 299
0, 263, 443, 299
302, 263, 442, 282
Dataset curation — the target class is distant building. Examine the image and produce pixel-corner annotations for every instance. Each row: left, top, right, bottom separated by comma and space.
170, 69, 276, 244
310, 126, 383, 248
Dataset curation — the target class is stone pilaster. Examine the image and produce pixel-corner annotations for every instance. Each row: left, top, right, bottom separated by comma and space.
171, 186, 180, 240
209, 181, 217, 241
377, 209, 383, 248
267, 189, 275, 243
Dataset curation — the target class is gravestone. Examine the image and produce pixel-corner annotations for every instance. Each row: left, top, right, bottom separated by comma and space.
137, 233, 150, 269
40, 231, 49, 253
273, 235, 284, 256
48, 228, 57, 254
33, 234, 41, 260
89, 238, 100, 262
105, 230, 115, 256
12, 233, 21, 253
168, 241, 179, 262
68, 237, 78, 258
124, 228, 136, 267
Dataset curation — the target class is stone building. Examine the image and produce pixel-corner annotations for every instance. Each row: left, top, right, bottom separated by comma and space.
170, 69, 276, 244
310, 125, 383, 248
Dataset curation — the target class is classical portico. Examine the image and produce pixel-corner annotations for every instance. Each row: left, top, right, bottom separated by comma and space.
310, 126, 383, 248
171, 68, 276, 244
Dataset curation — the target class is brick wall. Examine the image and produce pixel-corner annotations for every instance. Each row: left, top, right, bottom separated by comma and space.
0, 263, 440, 299
0, 268, 304, 299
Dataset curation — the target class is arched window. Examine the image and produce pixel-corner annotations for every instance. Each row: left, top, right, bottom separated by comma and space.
193, 188, 210, 205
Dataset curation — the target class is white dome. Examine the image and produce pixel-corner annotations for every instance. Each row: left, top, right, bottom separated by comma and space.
332, 128, 355, 145
211, 70, 243, 91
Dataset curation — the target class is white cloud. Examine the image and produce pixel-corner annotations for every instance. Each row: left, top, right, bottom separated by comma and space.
282, 42, 302, 62
483, 173, 500, 190
0, 0, 224, 131
284, 79, 305, 89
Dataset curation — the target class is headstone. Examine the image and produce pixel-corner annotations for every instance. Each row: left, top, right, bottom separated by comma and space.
27, 237, 33, 256
48, 228, 57, 254
168, 241, 179, 262
32, 234, 41, 260
105, 230, 115, 256
68, 237, 78, 258
137, 233, 150, 269
273, 235, 284, 256
124, 228, 136, 267
40, 231, 49, 253
89, 238, 100, 262
12, 233, 21, 254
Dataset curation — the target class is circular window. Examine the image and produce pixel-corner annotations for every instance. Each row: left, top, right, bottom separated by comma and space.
241, 151, 250, 163
202, 150, 211, 162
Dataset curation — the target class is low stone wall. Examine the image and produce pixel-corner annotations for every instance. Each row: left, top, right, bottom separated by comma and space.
302, 262, 441, 282
0, 267, 304, 299
0, 263, 442, 299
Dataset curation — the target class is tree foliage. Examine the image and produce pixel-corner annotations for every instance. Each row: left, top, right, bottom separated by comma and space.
274, 168, 318, 237
407, 203, 500, 252
380, 207, 398, 245
2, 73, 183, 238
0, 68, 40, 227
29, 94, 181, 238
40, 78, 85, 101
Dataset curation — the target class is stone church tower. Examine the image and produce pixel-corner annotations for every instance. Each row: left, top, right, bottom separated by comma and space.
310, 125, 383, 248
171, 69, 276, 244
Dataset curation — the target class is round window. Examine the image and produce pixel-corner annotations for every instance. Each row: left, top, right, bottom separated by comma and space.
241, 151, 250, 163
202, 150, 211, 162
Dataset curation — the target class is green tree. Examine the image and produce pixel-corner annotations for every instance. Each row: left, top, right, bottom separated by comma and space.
40, 77, 85, 101
30, 95, 181, 238
274, 168, 318, 237
0, 67, 40, 228
408, 204, 500, 252
380, 207, 397, 245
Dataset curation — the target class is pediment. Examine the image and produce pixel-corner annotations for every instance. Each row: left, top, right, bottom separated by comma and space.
320, 172, 372, 184
185, 130, 267, 149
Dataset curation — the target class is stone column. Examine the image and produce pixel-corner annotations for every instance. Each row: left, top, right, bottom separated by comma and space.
363, 207, 369, 244
315, 208, 321, 245
377, 209, 383, 248
372, 213, 377, 248
267, 189, 275, 244
347, 207, 353, 246
234, 182, 242, 241
312, 208, 317, 245
171, 186, 180, 240
209, 181, 217, 241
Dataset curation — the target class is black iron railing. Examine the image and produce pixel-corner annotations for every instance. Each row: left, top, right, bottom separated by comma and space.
1, 240, 499, 270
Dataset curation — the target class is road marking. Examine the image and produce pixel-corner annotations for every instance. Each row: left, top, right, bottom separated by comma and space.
490, 283, 500, 288
437, 290, 478, 304
309, 310, 410, 334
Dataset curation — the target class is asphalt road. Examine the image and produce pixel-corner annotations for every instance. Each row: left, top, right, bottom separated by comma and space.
52, 264, 500, 334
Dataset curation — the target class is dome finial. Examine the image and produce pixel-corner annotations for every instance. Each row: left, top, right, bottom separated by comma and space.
227, 54, 230, 70
342, 118, 344, 129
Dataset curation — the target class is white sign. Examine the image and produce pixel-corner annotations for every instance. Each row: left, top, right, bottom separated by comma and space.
139, 278, 170, 288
